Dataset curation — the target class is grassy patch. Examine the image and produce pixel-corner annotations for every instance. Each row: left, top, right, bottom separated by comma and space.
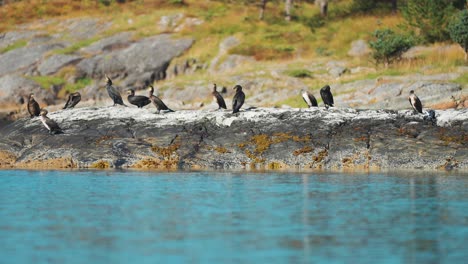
54, 38, 98, 54
453, 74, 468, 85
285, 69, 313, 78
29, 76, 65, 89
0, 40, 27, 53
64, 77, 92, 92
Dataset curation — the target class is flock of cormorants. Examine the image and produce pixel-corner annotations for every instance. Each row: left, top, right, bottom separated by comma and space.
26, 76, 427, 135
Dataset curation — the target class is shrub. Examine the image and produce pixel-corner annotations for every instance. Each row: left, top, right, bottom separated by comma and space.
369, 29, 414, 66
401, 0, 457, 43
285, 69, 313, 78
449, 9, 468, 61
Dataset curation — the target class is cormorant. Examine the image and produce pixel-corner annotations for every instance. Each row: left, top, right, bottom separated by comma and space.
409, 90, 423, 114
148, 85, 174, 114
127, 89, 151, 108
301, 89, 318, 107
63, 92, 81, 109
105, 76, 126, 106
320, 85, 334, 109
39, 109, 63, 134
27, 93, 40, 117
232, 85, 245, 114
212, 84, 226, 110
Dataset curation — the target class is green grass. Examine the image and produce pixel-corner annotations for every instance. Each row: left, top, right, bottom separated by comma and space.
29, 76, 65, 89
285, 69, 313, 78
0, 40, 27, 53
54, 38, 98, 54
453, 74, 468, 85
64, 77, 92, 92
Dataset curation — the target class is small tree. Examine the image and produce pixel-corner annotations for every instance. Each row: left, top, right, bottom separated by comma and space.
449, 9, 468, 61
369, 29, 414, 67
401, 0, 456, 43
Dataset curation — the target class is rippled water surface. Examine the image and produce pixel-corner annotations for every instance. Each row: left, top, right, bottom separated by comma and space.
1, 170, 467, 264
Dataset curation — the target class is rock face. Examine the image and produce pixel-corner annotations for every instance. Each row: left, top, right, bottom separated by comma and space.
76, 34, 194, 86
0, 107, 466, 171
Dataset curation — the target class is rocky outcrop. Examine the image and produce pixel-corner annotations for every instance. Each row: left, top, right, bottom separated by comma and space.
0, 107, 466, 170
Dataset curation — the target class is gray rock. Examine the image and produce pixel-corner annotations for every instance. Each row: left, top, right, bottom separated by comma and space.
328, 66, 347, 78
76, 34, 193, 85
348, 39, 370, 57
217, 55, 255, 72
0, 43, 63, 76
0, 30, 40, 50
0, 107, 466, 170
0, 75, 55, 105
37, 54, 82, 75
81, 32, 133, 54
62, 18, 112, 40
158, 13, 184, 31
174, 17, 204, 32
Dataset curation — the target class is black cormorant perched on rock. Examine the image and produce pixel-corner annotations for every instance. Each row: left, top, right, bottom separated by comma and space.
27, 93, 40, 117
232, 85, 245, 114
39, 109, 63, 134
301, 89, 318, 108
127, 89, 151, 108
320, 85, 334, 109
105, 76, 126, 106
63, 92, 81, 109
409, 90, 422, 114
148, 85, 174, 114
212, 84, 226, 110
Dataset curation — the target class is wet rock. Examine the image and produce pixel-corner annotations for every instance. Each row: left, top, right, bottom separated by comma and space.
37, 54, 82, 75
0, 107, 466, 170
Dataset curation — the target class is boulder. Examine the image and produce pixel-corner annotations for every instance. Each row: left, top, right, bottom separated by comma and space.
348, 39, 371, 57
76, 34, 194, 86
0, 43, 64, 76
37, 54, 82, 75
0, 75, 55, 105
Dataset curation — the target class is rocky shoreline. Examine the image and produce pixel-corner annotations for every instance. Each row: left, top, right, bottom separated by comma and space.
0, 107, 466, 171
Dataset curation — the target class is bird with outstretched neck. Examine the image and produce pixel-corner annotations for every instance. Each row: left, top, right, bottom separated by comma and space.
212, 83, 227, 110
105, 76, 126, 107
27, 93, 40, 117
320, 85, 334, 109
63, 92, 81, 109
127, 89, 151, 108
39, 109, 63, 135
232, 85, 245, 114
148, 85, 174, 114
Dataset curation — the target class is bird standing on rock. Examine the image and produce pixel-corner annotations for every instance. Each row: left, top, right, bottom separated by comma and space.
232, 85, 245, 114
409, 90, 423, 114
63, 92, 81, 109
301, 89, 318, 108
39, 109, 63, 134
27, 93, 40, 118
127, 89, 151, 108
105, 76, 126, 107
148, 85, 174, 114
320, 85, 334, 109
212, 83, 226, 110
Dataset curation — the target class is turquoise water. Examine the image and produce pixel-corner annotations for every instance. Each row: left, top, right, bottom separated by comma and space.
0, 170, 467, 264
